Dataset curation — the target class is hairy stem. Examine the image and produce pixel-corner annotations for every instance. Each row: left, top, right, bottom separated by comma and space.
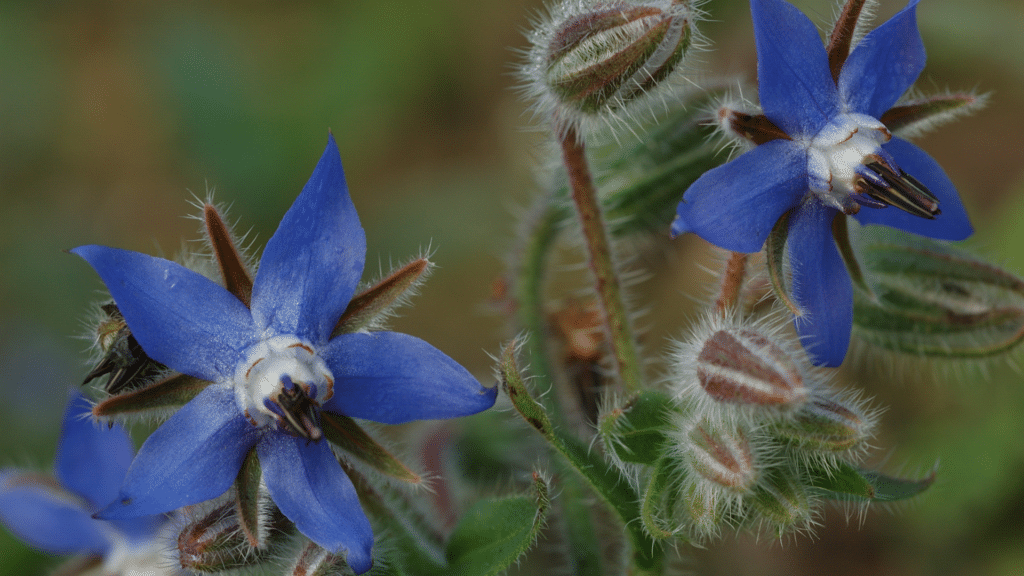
559, 127, 645, 394
714, 251, 749, 315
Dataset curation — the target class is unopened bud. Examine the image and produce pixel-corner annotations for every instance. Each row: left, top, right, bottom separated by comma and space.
683, 483, 726, 537
290, 540, 353, 576
523, 0, 696, 130
684, 420, 759, 493
773, 395, 875, 454
178, 503, 267, 573
695, 328, 809, 410
749, 468, 813, 534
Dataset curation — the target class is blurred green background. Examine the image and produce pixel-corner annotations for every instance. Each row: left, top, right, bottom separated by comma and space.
1, 0, 1022, 574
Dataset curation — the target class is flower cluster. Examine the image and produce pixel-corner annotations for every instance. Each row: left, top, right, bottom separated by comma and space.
3, 0, 1009, 574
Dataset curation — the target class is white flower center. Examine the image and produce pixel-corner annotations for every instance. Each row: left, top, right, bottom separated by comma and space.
233, 335, 334, 431
805, 112, 891, 212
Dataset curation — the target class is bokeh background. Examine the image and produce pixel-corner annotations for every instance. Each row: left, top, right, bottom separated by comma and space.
1, 0, 1023, 574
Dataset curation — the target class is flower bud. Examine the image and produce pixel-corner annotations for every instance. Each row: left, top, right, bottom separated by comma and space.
696, 328, 808, 408
289, 540, 354, 576
178, 503, 270, 573
749, 468, 814, 535
670, 313, 813, 421
523, 0, 697, 131
685, 421, 759, 493
772, 394, 876, 455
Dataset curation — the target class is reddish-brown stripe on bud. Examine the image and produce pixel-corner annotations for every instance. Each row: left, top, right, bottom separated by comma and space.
696, 329, 808, 408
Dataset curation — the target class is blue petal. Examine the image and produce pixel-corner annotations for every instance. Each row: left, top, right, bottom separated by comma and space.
751, 0, 839, 137
71, 246, 258, 381
258, 434, 373, 574
251, 134, 367, 344
320, 332, 496, 425
853, 138, 973, 240
55, 391, 134, 509
839, 0, 925, 117
96, 385, 257, 519
788, 201, 852, 367
672, 140, 808, 253
0, 471, 110, 555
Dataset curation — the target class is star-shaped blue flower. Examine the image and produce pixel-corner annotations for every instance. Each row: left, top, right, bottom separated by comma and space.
0, 392, 173, 574
672, 0, 972, 366
72, 135, 497, 574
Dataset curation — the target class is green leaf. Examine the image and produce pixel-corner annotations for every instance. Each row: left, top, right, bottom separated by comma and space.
810, 460, 936, 502
445, 474, 549, 576
851, 233, 1024, 358
600, 391, 675, 465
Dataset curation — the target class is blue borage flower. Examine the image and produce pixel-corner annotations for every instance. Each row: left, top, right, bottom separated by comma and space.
72, 135, 498, 574
671, 0, 972, 366
0, 392, 175, 575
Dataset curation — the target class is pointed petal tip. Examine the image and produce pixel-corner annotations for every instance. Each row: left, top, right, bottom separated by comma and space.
669, 213, 689, 239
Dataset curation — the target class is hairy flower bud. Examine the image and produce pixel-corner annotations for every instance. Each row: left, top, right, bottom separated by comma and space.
178, 503, 272, 573
749, 468, 814, 535
522, 0, 698, 133
685, 420, 759, 493
670, 313, 814, 422
772, 394, 876, 457
289, 540, 354, 576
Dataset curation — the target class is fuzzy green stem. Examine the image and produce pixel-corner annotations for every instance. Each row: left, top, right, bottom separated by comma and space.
514, 194, 572, 414
559, 127, 644, 394
500, 342, 663, 573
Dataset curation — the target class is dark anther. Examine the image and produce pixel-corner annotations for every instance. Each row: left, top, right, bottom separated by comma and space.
272, 384, 323, 442
855, 155, 940, 219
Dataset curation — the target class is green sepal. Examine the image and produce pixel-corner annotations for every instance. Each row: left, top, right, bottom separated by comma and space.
332, 258, 432, 337
445, 472, 550, 576
599, 390, 675, 465
765, 210, 801, 315
852, 234, 1024, 357
234, 447, 264, 548
322, 413, 421, 483
808, 459, 936, 502
880, 92, 987, 137
832, 214, 873, 298
640, 455, 678, 540
92, 373, 211, 418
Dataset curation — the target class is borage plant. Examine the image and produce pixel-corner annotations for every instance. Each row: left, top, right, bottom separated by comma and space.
2, 0, 1017, 575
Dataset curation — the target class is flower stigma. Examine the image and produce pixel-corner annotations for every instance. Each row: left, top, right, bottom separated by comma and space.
806, 112, 939, 218
234, 335, 335, 441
